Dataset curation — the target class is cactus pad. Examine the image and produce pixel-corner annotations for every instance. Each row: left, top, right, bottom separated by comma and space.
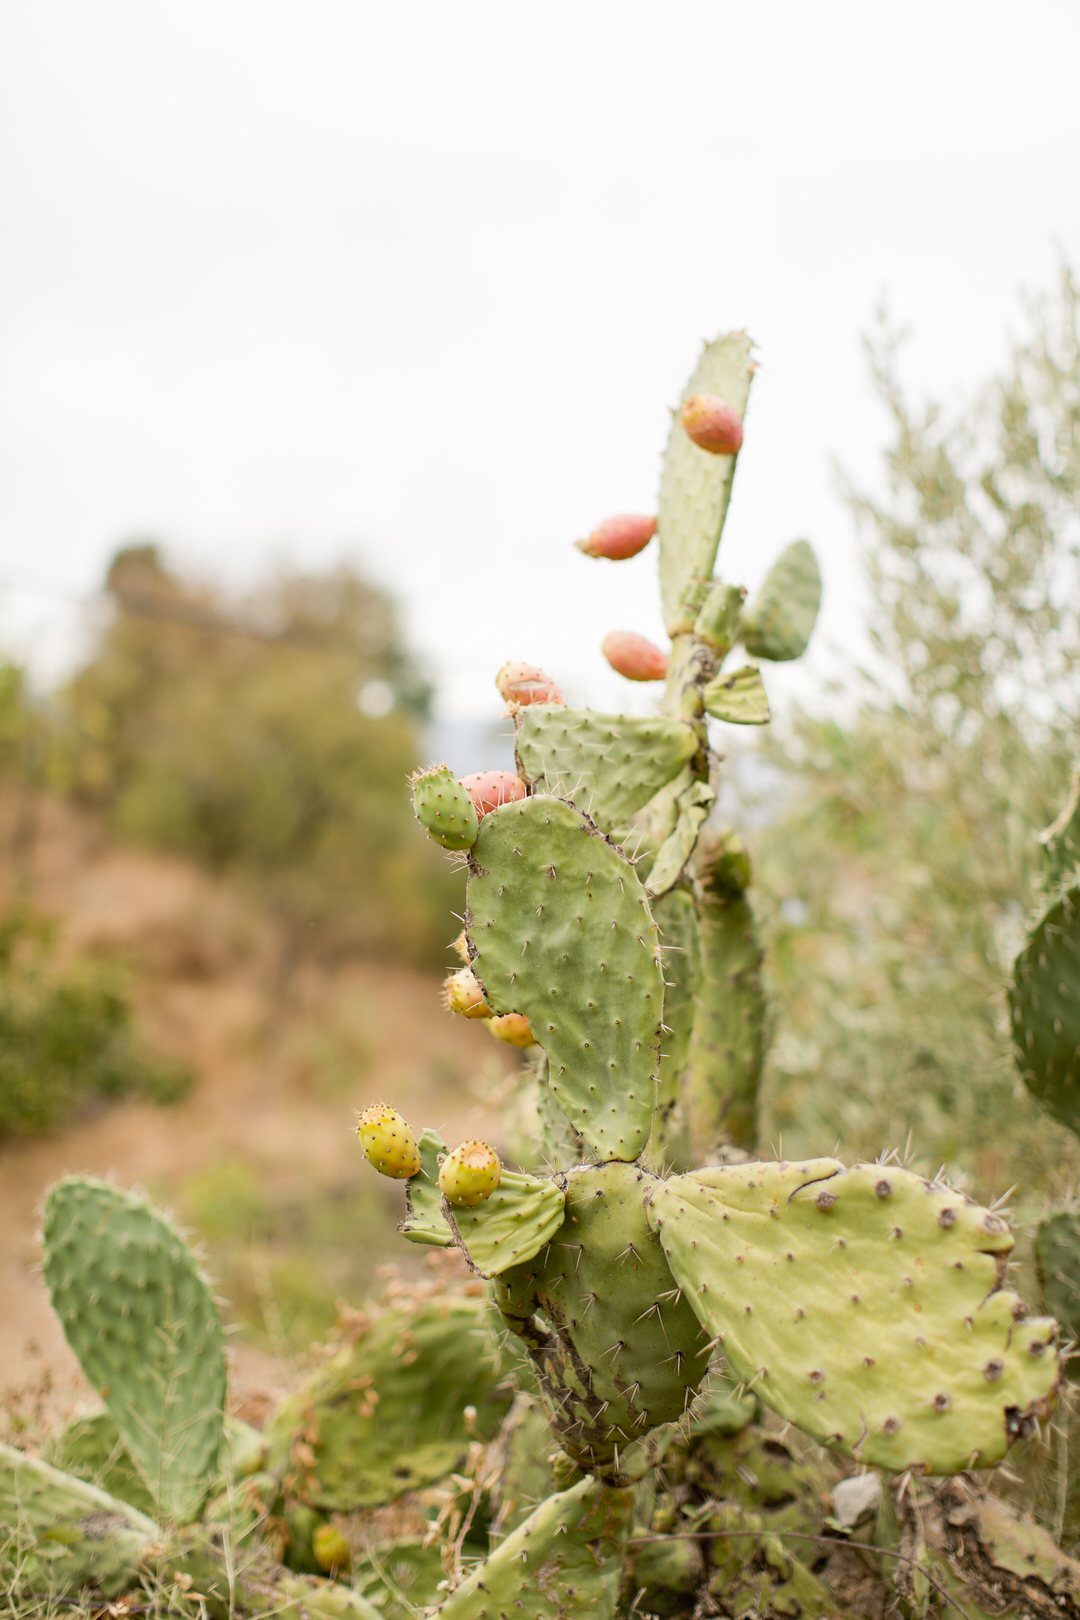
410, 762, 479, 850
694, 580, 745, 655
436, 1475, 634, 1619
448, 1167, 566, 1277
657, 331, 755, 635
702, 663, 770, 726
42, 1176, 226, 1522
1039, 765, 1080, 889
1035, 1210, 1080, 1373
646, 778, 716, 899
739, 539, 822, 662
646, 1159, 1059, 1474
684, 866, 765, 1155
1009, 881, 1080, 1133
467, 794, 663, 1161
649, 886, 702, 1168
400, 1126, 453, 1246
515, 705, 699, 834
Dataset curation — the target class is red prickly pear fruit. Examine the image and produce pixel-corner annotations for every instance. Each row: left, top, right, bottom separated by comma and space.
450, 928, 471, 964
460, 770, 528, 819
438, 1139, 502, 1208
680, 394, 743, 455
442, 966, 493, 1019
488, 1012, 536, 1048
601, 630, 670, 682
356, 1103, 421, 1179
495, 661, 564, 708
313, 1523, 350, 1574
575, 514, 657, 561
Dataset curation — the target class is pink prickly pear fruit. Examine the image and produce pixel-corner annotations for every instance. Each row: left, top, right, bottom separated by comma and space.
356, 1103, 421, 1179
442, 966, 493, 1019
495, 661, 565, 708
680, 394, 743, 455
460, 770, 528, 820
313, 1523, 350, 1574
601, 630, 670, 682
576, 514, 657, 561
450, 928, 471, 964
488, 1012, 536, 1048
438, 1139, 502, 1208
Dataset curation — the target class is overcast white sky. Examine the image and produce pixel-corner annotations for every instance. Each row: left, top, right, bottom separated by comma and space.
1, 3, 1078, 719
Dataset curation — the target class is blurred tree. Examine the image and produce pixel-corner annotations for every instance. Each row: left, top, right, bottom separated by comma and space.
59, 547, 460, 969
754, 264, 1080, 1201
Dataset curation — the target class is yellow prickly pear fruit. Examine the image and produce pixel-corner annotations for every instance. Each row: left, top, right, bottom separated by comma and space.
450, 929, 471, 964
438, 1140, 502, 1208
313, 1522, 350, 1574
443, 966, 493, 1019
488, 1012, 536, 1048
356, 1103, 421, 1179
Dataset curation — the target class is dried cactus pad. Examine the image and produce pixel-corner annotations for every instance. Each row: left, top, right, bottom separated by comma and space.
1009, 882, 1080, 1134
42, 1176, 226, 1522
451, 1168, 566, 1277
515, 705, 698, 835
645, 1159, 1059, 1475
467, 794, 663, 1162
739, 539, 822, 663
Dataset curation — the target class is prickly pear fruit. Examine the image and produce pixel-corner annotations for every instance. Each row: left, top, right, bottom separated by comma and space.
439, 1140, 502, 1208
576, 514, 656, 560
312, 1522, 350, 1574
356, 1104, 422, 1179
443, 966, 493, 1018
602, 630, 669, 681
410, 763, 479, 850
488, 1012, 536, 1048
460, 770, 528, 819
680, 393, 743, 455
495, 661, 564, 708
451, 928, 470, 963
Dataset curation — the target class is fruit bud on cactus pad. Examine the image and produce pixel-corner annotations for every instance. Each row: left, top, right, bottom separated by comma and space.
488, 1012, 536, 1048
680, 393, 743, 455
439, 1140, 502, 1208
495, 661, 564, 708
356, 1103, 422, 1179
443, 966, 493, 1018
460, 770, 528, 819
576, 514, 656, 560
602, 630, 669, 681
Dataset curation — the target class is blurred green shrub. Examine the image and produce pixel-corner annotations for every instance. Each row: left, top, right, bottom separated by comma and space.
755, 264, 1080, 1199
0, 909, 192, 1136
55, 547, 461, 968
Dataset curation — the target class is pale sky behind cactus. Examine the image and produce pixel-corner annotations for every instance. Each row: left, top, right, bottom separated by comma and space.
1, 2, 1078, 723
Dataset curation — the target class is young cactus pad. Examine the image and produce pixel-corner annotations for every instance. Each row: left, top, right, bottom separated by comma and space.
410, 762, 479, 850
466, 793, 663, 1161
42, 1176, 227, 1522
1009, 881, 1080, 1134
739, 538, 822, 662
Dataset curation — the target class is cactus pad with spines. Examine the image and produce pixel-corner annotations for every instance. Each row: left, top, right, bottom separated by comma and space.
657, 331, 755, 634
739, 539, 822, 662
467, 794, 663, 1162
399, 1126, 452, 1246
410, 762, 479, 850
646, 778, 716, 898
702, 663, 771, 725
448, 1167, 566, 1276
1035, 1209, 1080, 1373
515, 705, 699, 834
1009, 882, 1080, 1133
645, 1159, 1059, 1474
649, 886, 702, 1169
42, 1176, 226, 1522
694, 580, 745, 655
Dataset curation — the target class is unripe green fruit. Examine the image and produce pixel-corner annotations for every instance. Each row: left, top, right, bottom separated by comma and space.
439, 1140, 502, 1208
488, 1012, 536, 1048
680, 393, 743, 455
313, 1522, 350, 1574
443, 967, 493, 1018
601, 630, 669, 681
356, 1103, 422, 1179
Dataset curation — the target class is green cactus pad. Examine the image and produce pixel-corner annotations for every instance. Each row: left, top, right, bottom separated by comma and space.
400, 1126, 453, 1246
42, 1176, 227, 1522
684, 879, 765, 1156
657, 331, 755, 636
47, 1410, 156, 1517
515, 704, 699, 835
646, 778, 715, 899
1009, 882, 1080, 1134
645, 1159, 1060, 1475
265, 1293, 512, 1509
437, 1474, 634, 1619
694, 581, 745, 656
0, 1442, 160, 1597
1035, 1210, 1080, 1374
410, 762, 479, 850
467, 794, 663, 1162
494, 1162, 713, 1471
649, 886, 702, 1169
449, 1167, 566, 1277
702, 663, 770, 725
1039, 765, 1080, 889
739, 539, 822, 662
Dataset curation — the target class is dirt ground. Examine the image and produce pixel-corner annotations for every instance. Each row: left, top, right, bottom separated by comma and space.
0, 789, 514, 1424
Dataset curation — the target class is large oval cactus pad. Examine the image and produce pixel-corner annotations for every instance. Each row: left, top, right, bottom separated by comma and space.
467, 795, 663, 1162
739, 539, 822, 663
1010, 883, 1080, 1134
645, 1160, 1059, 1475
42, 1177, 226, 1522
515, 705, 699, 835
